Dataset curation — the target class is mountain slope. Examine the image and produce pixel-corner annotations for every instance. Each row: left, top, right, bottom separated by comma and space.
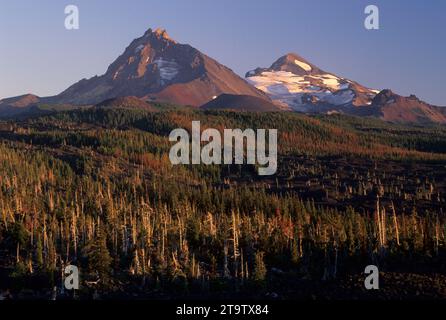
0, 94, 40, 108
246, 53, 379, 112
246, 53, 446, 124
0, 94, 41, 117
351, 89, 446, 124
201, 94, 281, 112
95, 96, 156, 111
48, 28, 266, 107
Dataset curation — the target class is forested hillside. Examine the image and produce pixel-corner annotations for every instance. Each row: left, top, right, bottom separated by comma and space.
0, 107, 445, 299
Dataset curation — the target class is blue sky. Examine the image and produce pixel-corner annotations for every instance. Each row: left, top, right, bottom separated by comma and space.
1, 0, 445, 105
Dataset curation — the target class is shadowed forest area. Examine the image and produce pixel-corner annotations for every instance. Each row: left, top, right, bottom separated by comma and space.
0, 106, 445, 300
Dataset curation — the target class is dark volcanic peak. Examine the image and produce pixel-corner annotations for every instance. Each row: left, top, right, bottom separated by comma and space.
50, 27, 266, 107
371, 89, 397, 105
201, 94, 281, 112
95, 96, 155, 111
144, 27, 176, 43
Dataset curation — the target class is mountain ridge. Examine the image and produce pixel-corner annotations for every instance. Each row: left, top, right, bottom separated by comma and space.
0, 29, 445, 124
246, 53, 445, 124
46, 28, 267, 106
350, 89, 446, 124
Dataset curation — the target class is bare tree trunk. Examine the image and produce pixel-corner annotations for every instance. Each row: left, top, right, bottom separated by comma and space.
223, 240, 230, 278
240, 249, 244, 282
232, 211, 239, 278
16, 243, 20, 263
381, 207, 386, 247
391, 202, 400, 246
376, 197, 382, 248
435, 215, 440, 255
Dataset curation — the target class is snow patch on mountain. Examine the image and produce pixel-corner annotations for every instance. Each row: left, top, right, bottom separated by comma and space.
246, 70, 360, 110
323, 89, 355, 105
294, 59, 312, 72
247, 71, 351, 94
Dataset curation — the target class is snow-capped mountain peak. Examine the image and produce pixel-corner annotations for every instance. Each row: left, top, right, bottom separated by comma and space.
270, 53, 323, 75
246, 53, 379, 112
294, 59, 312, 72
